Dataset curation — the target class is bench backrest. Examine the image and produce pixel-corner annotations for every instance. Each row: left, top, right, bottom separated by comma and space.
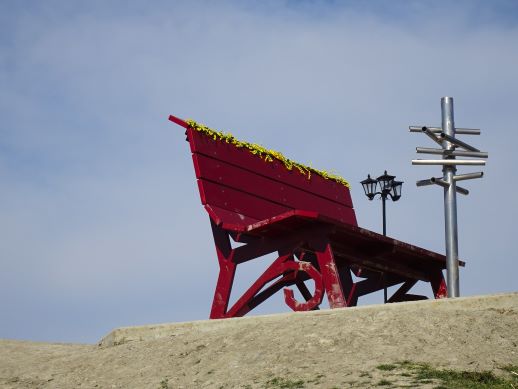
182, 124, 357, 229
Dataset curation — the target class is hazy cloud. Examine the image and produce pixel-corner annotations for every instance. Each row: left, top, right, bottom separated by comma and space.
1, 1, 517, 343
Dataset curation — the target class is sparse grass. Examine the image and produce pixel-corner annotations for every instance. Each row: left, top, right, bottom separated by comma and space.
159, 377, 169, 389
376, 364, 397, 371
501, 364, 518, 376
306, 373, 324, 384
259, 363, 518, 389
393, 361, 518, 389
264, 377, 305, 388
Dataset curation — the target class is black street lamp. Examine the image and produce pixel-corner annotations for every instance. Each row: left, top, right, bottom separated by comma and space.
361, 171, 403, 304
360, 171, 403, 236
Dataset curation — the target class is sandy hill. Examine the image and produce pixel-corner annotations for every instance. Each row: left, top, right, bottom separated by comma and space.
1, 293, 517, 388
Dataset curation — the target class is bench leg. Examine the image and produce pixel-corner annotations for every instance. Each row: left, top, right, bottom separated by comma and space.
431, 269, 448, 299
296, 280, 319, 310
312, 239, 347, 309
209, 221, 237, 319
337, 265, 359, 307
209, 223, 327, 318
387, 279, 418, 302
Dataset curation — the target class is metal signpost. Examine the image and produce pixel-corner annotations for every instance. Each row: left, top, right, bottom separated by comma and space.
410, 97, 488, 298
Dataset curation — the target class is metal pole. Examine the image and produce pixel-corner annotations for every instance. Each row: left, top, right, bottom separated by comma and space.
382, 194, 387, 236
409, 126, 481, 135
415, 147, 488, 158
382, 194, 387, 303
441, 97, 460, 297
412, 159, 486, 166
383, 275, 387, 303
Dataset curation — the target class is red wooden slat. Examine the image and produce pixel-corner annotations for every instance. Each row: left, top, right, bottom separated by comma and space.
198, 180, 291, 221
169, 115, 189, 128
193, 153, 357, 226
246, 210, 319, 233
205, 204, 259, 229
187, 128, 354, 208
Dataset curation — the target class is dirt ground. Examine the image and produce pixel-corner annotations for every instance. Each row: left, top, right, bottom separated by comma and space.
1, 293, 517, 389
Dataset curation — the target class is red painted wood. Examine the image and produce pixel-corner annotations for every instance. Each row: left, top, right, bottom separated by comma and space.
193, 153, 357, 225
198, 179, 292, 221
431, 270, 448, 299
232, 225, 322, 264
353, 274, 404, 298
295, 280, 316, 306
244, 273, 298, 313
227, 210, 453, 281
313, 240, 347, 308
282, 261, 324, 311
243, 212, 458, 276
246, 210, 319, 234
205, 208, 455, 314
209, 221, 237, 319
226, 253, 293, 317
170, 114, 460, 318
204, 204, 259, 230
168, 114, 189, 128
328, 222, 465, 267
187, 128, 354, 209
387, 280, 417, 303
336, 265, 357, 307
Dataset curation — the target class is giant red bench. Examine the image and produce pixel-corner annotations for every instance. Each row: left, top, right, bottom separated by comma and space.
170, 115, 462, 319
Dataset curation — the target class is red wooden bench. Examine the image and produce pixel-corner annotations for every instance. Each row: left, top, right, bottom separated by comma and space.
170, 115, 463, 319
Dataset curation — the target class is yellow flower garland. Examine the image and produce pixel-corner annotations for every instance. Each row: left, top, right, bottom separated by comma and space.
186, 119, 350, 188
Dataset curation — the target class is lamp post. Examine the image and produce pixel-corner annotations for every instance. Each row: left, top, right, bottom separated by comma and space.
360, 171, 403, 302
361, 171, 403, 236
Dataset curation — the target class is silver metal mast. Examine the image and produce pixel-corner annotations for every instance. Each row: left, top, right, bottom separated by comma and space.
441, 97, 459, 297
410, 97, 487, 298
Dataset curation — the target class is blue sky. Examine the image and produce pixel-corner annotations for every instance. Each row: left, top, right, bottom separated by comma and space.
1, 0, 517, 343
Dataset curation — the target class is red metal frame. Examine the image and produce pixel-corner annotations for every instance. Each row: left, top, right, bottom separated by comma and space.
170, 115, 460, 319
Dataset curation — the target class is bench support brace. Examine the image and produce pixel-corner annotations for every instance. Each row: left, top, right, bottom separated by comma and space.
208, 220, 448, 319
